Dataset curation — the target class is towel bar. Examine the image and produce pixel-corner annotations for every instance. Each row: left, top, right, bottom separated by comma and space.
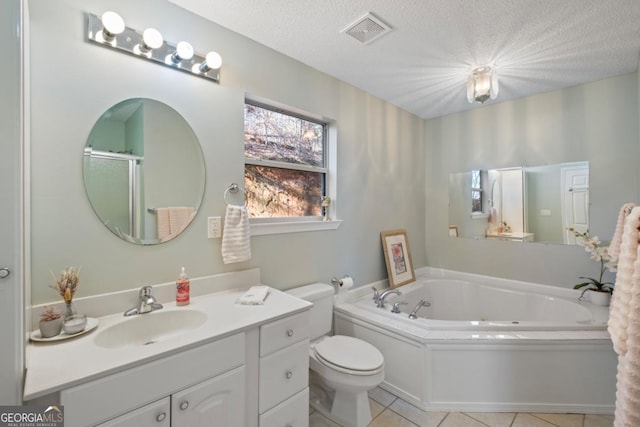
224, 183, 246, 205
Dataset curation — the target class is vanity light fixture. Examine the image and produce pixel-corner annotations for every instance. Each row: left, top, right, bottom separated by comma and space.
87, 12, 221, 83
467, 66, 499, 104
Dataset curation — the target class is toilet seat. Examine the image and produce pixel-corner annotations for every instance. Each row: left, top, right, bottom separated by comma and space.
313, 335, 384, 375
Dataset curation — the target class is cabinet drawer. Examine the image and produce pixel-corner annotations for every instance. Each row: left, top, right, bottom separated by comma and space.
259, 339, 309, 413
260, 311, 309, 356
260, 388, 309, 427
61, 333, 245, 427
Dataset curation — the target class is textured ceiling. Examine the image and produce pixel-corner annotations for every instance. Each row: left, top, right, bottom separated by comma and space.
169, 0, 640, 119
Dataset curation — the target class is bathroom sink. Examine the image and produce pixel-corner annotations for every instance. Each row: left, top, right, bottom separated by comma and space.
94, 309, 207, 349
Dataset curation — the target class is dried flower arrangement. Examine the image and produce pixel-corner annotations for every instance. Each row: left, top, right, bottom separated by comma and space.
40, 305, 62, 322
50, 267, 80, 304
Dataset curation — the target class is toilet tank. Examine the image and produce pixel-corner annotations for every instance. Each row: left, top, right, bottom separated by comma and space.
285, 283, 335, 340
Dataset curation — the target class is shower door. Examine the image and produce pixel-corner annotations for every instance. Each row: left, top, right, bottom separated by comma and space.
83, 150, 142, 239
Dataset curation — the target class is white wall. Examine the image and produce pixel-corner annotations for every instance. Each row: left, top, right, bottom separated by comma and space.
425, 72, 640, 287
28, 0, 426, 304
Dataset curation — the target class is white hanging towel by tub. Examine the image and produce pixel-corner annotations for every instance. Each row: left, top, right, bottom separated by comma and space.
222, 204, 251, 264
608, 202, 635, 262
607, 206, 640, 427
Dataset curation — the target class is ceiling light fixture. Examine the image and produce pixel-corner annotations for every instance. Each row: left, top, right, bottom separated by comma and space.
467, 66, 499, 104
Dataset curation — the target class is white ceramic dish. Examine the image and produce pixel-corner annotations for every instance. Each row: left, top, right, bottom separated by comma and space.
30, 318, 99, 342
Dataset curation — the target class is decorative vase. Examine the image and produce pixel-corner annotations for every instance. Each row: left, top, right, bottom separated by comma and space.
64, 302, 77, 321
39, 318, 63, 338
589, 290, 611, 306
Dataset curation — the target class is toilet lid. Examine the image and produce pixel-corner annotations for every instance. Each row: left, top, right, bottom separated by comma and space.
314, 335, 384, 372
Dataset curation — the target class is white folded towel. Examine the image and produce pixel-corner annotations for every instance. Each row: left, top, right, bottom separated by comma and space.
237, 285, 270, 305
222, 205, 251, 264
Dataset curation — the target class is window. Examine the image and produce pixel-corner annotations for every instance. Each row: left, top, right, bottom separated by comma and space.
244, 100, 327, 219
471, 169, 483, 213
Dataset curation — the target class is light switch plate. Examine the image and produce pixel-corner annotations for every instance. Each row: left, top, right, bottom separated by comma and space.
208, 216, 221, 238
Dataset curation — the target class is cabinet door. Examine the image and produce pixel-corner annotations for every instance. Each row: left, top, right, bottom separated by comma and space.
96, 397, 170, 427
172, 366, 245, 427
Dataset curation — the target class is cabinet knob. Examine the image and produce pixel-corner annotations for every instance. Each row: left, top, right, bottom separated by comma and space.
285, 370, 293, 379
0, 267, 10, 279
286, 329, 294, 337
179, 401, 189, 410
156, 412, 166, 422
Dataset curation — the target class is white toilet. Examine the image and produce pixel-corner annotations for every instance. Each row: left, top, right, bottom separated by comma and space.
286, 283, 385, 427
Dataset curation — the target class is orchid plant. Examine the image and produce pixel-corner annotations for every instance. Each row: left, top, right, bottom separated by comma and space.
571, 229, 616, 294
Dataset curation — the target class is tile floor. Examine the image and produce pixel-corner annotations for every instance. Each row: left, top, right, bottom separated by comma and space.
309, 387, 614, 427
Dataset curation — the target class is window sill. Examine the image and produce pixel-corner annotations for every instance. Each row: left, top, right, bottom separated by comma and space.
250, 219, 342, 236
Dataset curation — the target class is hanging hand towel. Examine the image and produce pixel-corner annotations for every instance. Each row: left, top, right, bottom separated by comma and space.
222, 204, 251, 264
156, 207, 171, 241
168, 206, 195, 236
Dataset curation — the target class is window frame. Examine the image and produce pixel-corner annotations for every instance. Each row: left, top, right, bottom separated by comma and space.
244, 95, 341, 235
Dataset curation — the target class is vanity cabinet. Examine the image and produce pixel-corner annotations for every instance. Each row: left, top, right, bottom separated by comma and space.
258, 311, 310, 427
61, 333, 245, 427
25, 289, 312, 427
96, 367, 245, 427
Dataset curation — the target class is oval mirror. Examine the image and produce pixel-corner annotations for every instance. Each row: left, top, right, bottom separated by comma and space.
83, 98, 205, 245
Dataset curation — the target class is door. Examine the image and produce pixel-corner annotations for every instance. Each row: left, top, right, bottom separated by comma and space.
172, 367, 245, 427
561, 166, 589, 244
0, 0, 24, 405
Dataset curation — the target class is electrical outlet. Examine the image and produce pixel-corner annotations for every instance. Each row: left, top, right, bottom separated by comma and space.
207, 216, 221, 238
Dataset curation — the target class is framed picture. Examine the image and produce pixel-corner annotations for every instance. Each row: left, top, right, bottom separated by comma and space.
448, 225, 458, 237
380, 229, 416, 288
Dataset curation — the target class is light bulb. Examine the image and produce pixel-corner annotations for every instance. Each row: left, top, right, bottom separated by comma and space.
143, 28, 163, 50
197, 51, 222, 73
135, 28, 163, 56
167, 41, 194, 65
101, 11, 125, 38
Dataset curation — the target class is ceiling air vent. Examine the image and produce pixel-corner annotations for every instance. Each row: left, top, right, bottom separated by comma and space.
342, 12, 392, 45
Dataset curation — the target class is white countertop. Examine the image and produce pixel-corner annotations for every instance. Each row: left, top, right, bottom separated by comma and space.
24, 287, 310, 401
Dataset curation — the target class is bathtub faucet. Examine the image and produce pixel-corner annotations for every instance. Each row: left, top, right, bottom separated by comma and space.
409, 299, 431, 319
377, 289, 401, 308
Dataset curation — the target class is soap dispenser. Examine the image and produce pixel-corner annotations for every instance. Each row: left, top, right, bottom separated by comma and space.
176, 267, 190, 306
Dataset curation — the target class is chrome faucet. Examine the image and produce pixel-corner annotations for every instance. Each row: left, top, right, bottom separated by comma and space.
376, 289, 401, 308
124, 286, 163, 316
408, 299, 431, 319
371, 287, 381, 305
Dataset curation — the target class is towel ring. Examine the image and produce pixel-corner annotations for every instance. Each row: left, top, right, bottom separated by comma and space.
224, 183, 246, 205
